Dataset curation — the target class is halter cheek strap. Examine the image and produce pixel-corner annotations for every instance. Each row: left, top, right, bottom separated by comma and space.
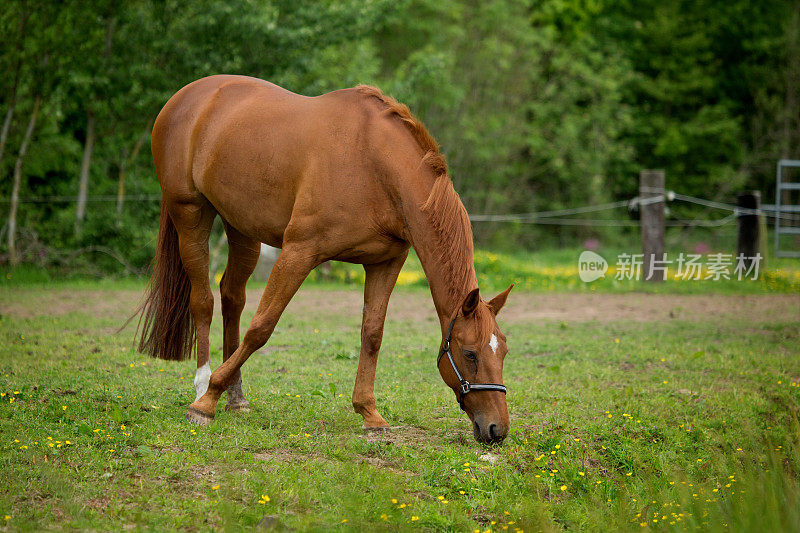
437, 316, 507, 409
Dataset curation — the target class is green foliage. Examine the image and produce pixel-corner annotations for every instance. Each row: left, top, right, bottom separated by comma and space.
0, 0, 797, 269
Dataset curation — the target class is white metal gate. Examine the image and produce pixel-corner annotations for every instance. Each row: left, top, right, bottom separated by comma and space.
775, 159, 800, 258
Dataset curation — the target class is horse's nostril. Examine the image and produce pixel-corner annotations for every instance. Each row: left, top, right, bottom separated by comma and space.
488, 424, 497, 440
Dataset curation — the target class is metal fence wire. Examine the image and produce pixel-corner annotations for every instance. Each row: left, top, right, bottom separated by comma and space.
1, 189, 797, 228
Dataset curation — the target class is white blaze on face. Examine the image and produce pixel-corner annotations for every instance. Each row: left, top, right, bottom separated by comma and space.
489, 334, 499, 355
194, 362, 211, 402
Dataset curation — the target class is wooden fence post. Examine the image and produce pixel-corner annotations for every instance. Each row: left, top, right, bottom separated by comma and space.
640, 170, 665, 282
736, 191, 761, 270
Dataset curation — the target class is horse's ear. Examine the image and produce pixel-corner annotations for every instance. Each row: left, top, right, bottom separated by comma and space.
488, 284, 513, 316
461, 288, 481, 316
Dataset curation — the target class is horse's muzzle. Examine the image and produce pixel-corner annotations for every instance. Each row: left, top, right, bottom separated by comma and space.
473, 419, 508, 444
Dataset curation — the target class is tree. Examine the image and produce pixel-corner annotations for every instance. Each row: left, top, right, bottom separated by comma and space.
0, 4, 28, 175
7, 95, 40, 265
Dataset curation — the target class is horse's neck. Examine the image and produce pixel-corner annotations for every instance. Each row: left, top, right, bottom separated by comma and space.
412, 224, 477, 328
398, 172, 478, 329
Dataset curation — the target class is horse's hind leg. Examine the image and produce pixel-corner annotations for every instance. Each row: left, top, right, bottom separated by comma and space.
187, 239, 320, 422
219, 223, 260, 412
167, 199, 216, 403
353, 252, 407, 429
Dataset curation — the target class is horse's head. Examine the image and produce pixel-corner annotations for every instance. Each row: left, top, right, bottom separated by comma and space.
437, 285, 513, 444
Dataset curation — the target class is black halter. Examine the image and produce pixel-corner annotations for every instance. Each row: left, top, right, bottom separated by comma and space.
437, 316, 507, 410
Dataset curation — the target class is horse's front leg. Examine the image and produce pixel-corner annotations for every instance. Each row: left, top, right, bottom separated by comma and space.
353, 252, 408, 429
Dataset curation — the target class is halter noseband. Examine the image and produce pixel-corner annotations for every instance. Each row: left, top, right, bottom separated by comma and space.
437, 316, 507, 410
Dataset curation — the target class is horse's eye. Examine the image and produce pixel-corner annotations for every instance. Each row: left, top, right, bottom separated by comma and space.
463, 350, 477, 360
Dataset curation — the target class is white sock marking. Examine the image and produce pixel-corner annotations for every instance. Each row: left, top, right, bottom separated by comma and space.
194, 362, 211, 402
489, 334, 498, 355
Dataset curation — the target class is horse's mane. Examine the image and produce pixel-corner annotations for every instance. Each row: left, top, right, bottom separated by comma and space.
356, 85, 448, 177
357, 85, 476, 308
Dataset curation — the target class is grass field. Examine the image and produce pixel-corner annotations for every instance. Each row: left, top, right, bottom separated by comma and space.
1, 277, 800, 531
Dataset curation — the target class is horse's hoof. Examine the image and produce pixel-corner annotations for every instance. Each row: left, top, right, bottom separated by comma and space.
186, 406, 214, 425
224, 402, 251, 413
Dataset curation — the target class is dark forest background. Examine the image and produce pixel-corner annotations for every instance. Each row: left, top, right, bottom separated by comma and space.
1, 0, 798, 272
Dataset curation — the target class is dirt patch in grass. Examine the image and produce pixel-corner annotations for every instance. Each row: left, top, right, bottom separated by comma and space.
85, 496, 112, 510
358, 455, 415, 476
497, 292, 800, 325
359, 425, 430, 448
0, 288, 143, 321
253, 448, 329, 465
3, 287, 797, 326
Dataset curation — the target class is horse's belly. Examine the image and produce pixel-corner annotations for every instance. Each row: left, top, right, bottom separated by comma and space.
330, 236, 409, 264
201, 176, 294, 248
197, 141, 298, 247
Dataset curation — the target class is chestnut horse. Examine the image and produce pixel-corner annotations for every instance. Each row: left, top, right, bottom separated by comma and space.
138, 75, 513, 444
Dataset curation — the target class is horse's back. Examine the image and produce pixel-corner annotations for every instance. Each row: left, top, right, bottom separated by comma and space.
152, 75, 297, 191
153, 76, 306, 243
153, 75, 407, 257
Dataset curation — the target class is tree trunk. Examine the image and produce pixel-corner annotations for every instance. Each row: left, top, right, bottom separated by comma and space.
0, 105, 16, 168
75, 15, 114, 236
0, 8, 29, 170
116, 160, 127, 226
8, 96, 41, 266
116, 117, 153, 224
74, 111, 96, 236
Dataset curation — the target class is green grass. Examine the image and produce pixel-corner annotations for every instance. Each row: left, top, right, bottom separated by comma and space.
1, 281, 799, 531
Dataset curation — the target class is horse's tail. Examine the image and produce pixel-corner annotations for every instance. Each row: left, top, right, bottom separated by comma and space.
136, 202, 195, 361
